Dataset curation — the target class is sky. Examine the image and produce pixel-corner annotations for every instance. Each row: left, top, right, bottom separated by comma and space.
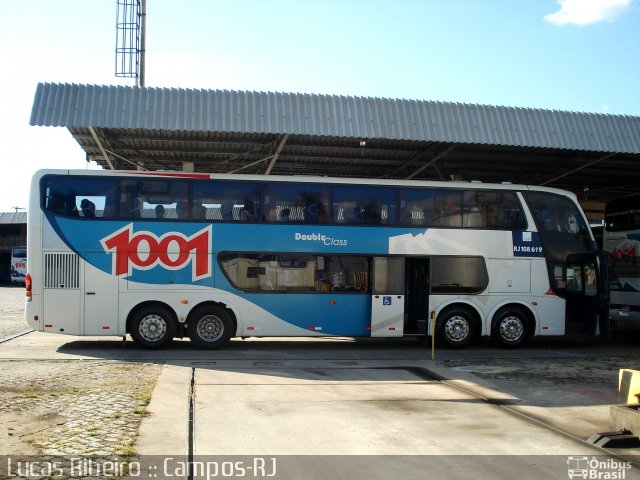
0, 0, 638, 213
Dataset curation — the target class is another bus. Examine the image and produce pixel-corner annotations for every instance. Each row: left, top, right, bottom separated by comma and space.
11, 246, 27, 285
25, 169, 609, 349
604, 195, 640, 329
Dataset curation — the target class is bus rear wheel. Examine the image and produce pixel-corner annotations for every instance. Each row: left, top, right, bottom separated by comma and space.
436, 307, 476, 349
492, 308, 528, 348
187, 305, 233, 349
130, 305, 176, 349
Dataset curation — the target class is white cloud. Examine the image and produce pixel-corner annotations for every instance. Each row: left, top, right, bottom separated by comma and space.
544, 0, 634, 26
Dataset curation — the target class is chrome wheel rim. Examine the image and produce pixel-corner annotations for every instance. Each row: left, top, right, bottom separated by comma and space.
139, 314, 167, 342
499, 316, 524, 342
444, 316, 469, 342
197, 315, 224, 342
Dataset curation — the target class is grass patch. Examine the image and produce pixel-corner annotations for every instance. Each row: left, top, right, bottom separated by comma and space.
136, 388, 154, 406
117, 443, 137, 457
22, 391, 41, 398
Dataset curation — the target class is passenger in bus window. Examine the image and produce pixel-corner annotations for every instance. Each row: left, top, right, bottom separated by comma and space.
80, 199, 96, 218
567, 214, 579, 233
155, 205, 165, 219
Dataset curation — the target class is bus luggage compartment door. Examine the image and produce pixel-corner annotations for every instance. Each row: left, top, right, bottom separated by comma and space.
83, 255, 119, 335
370, 257, 404, 337
42, 251, 81, 334
371, 294, 404, 337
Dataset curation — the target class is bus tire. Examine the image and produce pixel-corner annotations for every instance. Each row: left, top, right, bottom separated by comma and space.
130, 305, 176, 349
492, 307, 528, 348
187, 305, 233, 349
436, 307, 476, 349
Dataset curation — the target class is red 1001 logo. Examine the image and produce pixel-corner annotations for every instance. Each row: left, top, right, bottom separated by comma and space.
101, 224, 212, 280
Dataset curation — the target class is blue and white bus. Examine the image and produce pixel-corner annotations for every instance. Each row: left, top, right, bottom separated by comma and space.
10, 246, 27, 285
604, 195, 640, 329
25, 169, 609, 349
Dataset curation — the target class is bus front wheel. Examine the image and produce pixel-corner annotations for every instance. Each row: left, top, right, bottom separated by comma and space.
130, 305, 176, 349
436, 307, 476, 349
187, 305, 233, 349
492, 308, 528, 348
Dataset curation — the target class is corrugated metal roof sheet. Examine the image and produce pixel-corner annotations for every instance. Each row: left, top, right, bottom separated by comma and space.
0, 212, 27, 224
30, 83, 640, 155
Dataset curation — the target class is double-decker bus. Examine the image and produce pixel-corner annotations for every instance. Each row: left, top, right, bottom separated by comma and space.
25, 169, 609, 349
604, 195, 640, 329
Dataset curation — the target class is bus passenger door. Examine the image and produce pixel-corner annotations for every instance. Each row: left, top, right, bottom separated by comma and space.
370, 257, 404, 337
404, 257, 430, 335
563, 253, 607, 335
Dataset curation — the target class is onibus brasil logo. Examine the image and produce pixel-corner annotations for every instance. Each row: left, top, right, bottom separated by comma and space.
567, 456, 632, 479
101, 224, 212, 280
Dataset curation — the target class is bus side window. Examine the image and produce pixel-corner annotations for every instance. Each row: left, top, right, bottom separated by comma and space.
193, 180, 261, 223
264, 183, 329, 224
333, 186, 394, 225
399, 188, 455, 227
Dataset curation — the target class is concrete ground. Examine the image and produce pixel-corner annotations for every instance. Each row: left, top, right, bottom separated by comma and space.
2, 332, 640, 479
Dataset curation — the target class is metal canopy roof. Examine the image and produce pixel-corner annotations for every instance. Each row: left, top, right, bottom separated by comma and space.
30, 83, 640, 209
0, 212, 27, 225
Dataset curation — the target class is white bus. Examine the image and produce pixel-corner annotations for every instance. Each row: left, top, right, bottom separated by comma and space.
11, 246, 27, 285
604, 195, 640, 329
25, 169, 609, 349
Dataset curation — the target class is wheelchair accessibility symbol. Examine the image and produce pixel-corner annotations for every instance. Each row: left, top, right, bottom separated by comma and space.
383, 296, 392, 306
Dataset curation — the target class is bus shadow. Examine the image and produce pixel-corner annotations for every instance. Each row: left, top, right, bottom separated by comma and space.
54, 334, 639, 411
